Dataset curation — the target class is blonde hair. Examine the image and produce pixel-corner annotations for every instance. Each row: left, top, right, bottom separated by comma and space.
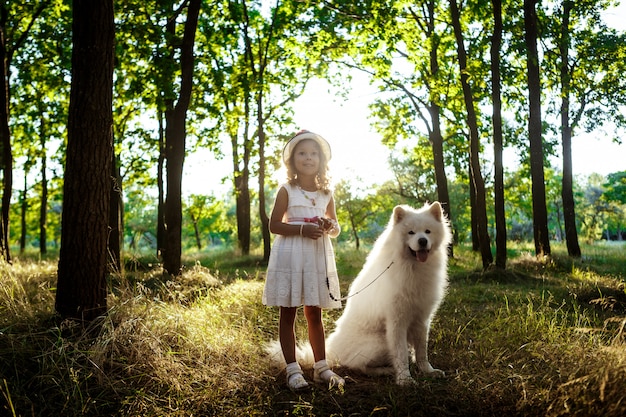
285, 141, 331, 194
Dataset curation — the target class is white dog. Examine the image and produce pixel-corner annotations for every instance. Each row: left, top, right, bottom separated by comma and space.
326, 202, 452, 385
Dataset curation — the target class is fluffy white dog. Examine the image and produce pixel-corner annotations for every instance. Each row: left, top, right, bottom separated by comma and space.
326, 202, 452, 385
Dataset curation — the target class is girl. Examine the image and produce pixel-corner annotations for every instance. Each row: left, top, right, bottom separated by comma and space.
263, 130, 345, 391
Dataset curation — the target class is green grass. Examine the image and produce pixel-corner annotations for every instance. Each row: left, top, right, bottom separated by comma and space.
1, 242, 625, 416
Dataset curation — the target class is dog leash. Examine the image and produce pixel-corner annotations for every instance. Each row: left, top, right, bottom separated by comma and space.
322, 236, 394, 302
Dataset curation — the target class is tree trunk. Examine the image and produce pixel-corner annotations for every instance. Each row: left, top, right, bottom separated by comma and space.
450, 0, 492, 269
20, 170, 27, 254
491, 0, 507, 268
162, 0, 201, 275
426, 0, 454, 256
55, 0, 114, 322
108, 154, 122, 273
430, 111, 453, 251
350, 215, 361, 251
239, 79, 253, 256
559, 0, 581, 257
157, 109, 165, 257
469, 171, 479, 251
234, 170, 251, 254
524, 0, 551, 257
257, 96, 271, 261
231, 122, 251, 255
40, 124, 48, 255
192, 215, 202, 250
0, 17, 12, 263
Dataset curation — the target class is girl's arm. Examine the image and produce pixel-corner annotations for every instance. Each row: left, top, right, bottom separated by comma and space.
324, 194, 341, 238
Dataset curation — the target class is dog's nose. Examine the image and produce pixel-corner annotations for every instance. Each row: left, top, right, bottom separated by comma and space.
418, 237, 428, 247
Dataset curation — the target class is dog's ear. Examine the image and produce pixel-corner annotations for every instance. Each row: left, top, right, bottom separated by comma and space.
429, 201, 443, 221
392, 205, 407, 224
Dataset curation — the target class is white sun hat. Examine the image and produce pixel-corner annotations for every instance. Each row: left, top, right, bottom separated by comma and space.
282, 130, 332, 165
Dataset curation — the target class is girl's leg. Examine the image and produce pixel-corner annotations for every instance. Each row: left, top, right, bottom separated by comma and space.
280, 307, 309, 391
303, 306, 325, 362
304, 306, 345, 389
279, 307, 298, 364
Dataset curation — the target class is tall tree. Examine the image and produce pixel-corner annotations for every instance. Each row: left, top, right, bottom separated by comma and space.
108, 156, 122, 272
423, 0, 455, 254
162, 0, 201, 275
557, 0, 581, 257
449, 0, 492, 268
350, 0, 457, 252
0, 5, 12, 262
11, 1, 71, 257
524, 0, 551, 257
491, 0, 507, 268
549, 0, 626, 256
0, 1, 50, 261
55, 0, 114, 321
241, 0, 274, 261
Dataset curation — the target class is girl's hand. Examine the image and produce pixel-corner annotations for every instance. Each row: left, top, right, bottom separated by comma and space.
317, 217, 332, 231
302, 223, 323, 240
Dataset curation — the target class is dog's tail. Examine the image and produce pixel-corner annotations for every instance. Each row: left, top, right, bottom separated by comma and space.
265, 339, 315, 370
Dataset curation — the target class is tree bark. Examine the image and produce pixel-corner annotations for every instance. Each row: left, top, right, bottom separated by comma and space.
0, 15, 12, 262
258, 113, 271, 262
231, 120, 251, 255
450, 0, 492, 269
491, 0, 507, 268
157, 109, 165, 257
524, 0, 551, 257
20, 170, 27, 253
162, 0, 201, 275
108, 154, 122, 273
55, 0, 114, 321
559, 0, 581, 257
40, 122, 48, 255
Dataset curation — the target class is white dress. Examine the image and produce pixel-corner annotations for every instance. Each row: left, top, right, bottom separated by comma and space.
263, 183, 342, 309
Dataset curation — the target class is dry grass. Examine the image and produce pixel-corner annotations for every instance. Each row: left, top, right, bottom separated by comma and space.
0, 242, 625, 416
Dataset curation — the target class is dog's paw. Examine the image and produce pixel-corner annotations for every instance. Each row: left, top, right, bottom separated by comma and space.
396, 371, 416, 386
427, 368, 445, 378
418, 361, 445, 378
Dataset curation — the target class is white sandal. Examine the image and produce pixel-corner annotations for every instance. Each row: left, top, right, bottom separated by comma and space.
286, 362, 309, 392
314, 360, 345, 389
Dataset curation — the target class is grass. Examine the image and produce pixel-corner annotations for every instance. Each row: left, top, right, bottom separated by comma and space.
0, 242, 625, 416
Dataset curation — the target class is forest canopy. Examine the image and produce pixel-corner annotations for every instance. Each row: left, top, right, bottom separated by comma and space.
2, 0, 625, 270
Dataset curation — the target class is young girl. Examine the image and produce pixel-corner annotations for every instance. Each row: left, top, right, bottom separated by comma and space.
263, 130, 345, 391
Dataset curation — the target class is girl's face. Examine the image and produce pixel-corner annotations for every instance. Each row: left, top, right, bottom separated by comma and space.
292, 139, 321, 176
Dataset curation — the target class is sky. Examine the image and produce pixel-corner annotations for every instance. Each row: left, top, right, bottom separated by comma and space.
183, 2, 625, 197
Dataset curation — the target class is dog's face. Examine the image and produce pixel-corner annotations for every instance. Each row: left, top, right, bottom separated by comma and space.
391, 202, 450, 263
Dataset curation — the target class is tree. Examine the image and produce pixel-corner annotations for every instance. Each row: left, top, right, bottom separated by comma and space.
547, 0, 626, 256
0, 1, 51, 261
524, 0, 551, 257
449, 0, 492, 269
557, 0, 581, 257
162, 0, 201, 275
55, 0, 114, 321
351, 0, 457, 254
491, 0, 507, 268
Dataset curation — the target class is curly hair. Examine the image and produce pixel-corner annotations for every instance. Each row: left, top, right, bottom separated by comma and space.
285, 143, 331, 194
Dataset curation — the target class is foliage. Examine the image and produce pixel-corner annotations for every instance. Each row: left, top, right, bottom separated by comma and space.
1, 243, 625, 416
182, 193, 235, 249
3, 0, 625, 266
